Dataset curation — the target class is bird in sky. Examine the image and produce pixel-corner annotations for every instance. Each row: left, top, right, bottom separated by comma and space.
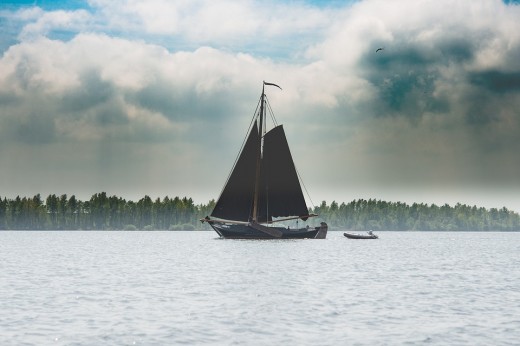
376, 47, 384, 53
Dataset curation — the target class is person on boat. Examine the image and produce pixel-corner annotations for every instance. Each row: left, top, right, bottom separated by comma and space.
368, 230, 373, 235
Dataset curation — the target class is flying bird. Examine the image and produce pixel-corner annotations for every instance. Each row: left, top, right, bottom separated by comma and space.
376, 47, 384, 53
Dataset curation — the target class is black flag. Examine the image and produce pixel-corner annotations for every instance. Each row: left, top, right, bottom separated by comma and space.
263, 81, 282, 90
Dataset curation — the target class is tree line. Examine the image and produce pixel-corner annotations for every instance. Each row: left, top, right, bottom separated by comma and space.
311, 199, 520, 232
0, 193, 518, 231
0, 192, 214, 231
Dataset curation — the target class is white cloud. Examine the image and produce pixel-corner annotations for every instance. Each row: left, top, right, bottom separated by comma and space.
86, 0, 334, 53
18, 8, 91, 40
1, 0, 520, 210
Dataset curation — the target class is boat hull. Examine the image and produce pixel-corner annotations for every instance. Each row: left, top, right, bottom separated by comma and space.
210, 222, 327, 239
344, 232, 378, 239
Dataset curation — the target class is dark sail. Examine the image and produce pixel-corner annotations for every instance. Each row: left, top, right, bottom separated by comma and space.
201, 83, 328, 239
211, 122, 260, 221
257, 125, 308, 222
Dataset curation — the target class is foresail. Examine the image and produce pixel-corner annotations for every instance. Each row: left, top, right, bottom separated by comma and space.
257, 125, 308, 222
211, 122, 260, 222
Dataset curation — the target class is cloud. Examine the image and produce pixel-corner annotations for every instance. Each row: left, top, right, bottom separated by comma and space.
0, 35, 168, 144
291, 0, 520, 208
0, 0, 519, 210
13, 7, 91, 41
469, 70, 520, 93
88, 0, 333, 40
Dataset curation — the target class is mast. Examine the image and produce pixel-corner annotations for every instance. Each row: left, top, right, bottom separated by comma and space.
251, 83, 265, 222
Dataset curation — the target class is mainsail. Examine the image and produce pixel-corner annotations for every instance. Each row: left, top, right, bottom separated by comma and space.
256, 125, 308, 223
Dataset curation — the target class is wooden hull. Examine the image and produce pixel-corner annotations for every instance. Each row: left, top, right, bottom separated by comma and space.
210, 222, 327, 239
344, 232, 378, 239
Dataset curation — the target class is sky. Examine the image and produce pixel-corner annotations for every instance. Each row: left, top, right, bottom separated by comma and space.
0, 0, 519, 212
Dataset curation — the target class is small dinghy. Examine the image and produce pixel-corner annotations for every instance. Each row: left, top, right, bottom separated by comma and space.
344, 230, 378, 239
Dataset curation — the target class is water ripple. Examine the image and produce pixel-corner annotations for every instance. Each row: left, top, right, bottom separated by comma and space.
1, 231, 520, 345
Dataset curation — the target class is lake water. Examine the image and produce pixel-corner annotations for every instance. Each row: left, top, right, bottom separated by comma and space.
1, 231, 519, 345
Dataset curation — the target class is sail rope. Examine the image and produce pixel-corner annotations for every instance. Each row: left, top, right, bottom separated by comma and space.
265, 97, 317, 215
263, 96, 277, 225
265, 96, 278, 127
214, 96, 262, 211
295, 167, 317, 212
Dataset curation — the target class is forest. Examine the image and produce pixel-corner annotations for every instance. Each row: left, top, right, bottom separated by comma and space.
0, 193, 518, 231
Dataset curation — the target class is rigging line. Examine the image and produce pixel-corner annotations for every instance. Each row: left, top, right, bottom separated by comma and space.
264, 157, 270, 226
265, 96, 278, 127
265, 95, 315, 215
247, 98, 261, 221
295, 166, 316, 212
263, 97, 276, 225
265, 94, 314, 212
214, 96, 262, 204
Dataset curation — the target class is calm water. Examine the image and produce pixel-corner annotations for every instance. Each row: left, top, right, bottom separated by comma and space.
1, 231, 519, 345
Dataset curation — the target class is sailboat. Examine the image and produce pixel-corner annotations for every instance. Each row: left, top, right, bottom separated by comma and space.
201, 82, 327, 239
